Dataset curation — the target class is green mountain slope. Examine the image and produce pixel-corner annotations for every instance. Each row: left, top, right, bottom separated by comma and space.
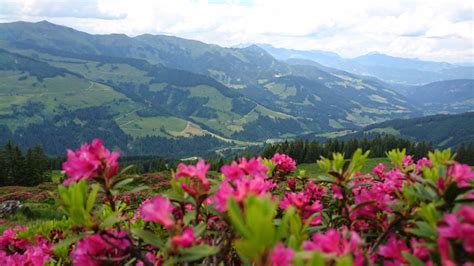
338, 112, 474, 148
0, 21, 423, 155
405, 79, 474, 114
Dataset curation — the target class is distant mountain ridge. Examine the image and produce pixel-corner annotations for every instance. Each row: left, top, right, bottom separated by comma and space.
259, 44, 474, 85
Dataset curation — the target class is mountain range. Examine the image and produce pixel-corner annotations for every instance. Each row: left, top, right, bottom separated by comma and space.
259, 44, 474, 85
0, 21, 472, 156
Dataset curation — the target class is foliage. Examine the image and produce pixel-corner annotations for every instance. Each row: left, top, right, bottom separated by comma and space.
1, 138, 472, 265
0, 141, 50, 186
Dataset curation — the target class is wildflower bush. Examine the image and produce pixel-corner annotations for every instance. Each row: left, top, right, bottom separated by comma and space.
1, 138, 473, 265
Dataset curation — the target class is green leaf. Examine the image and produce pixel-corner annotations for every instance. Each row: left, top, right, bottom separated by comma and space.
100, 214, 123, 228
402, 251, 424, 266
131, 228, 163, 248
178, 244, 219, 262
276, 207, 295, 241
129, 185, 149, 193
227, 197, 250, 238
86, 184, 100, 213
112, 178, 134, 190
307, 252, 325, 266
194, 223, 206, 237
335, 255, 352, 266
52, 234, 84, 252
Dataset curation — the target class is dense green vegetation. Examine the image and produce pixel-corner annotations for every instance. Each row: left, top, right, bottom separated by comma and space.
0, 141, 50, 186
261, 136, 434, 163
339, 112, 474, 148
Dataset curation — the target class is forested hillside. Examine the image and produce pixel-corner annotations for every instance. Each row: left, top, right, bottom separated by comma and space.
0, 21, 424, 156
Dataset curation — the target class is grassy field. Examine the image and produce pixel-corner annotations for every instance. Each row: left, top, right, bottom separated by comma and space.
296, 157, 391, 177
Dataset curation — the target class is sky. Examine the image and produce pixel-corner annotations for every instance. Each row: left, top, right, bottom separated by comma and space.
0, 0, 473, 63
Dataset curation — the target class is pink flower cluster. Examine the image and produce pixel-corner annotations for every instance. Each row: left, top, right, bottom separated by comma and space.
175, 160, 211, 196
137, 195, 174, 228
272, 153, 297, 174
70, 230, 131, 265
303, 228, 364, 265
270, 243, 294, 266
0, 226, 51, 266
62, 139, 120, 185
437, 205, 474, 266
172, 228, 196, 248
212, 157, 275, 211
447, 163, 474, 188
280, 181, 326, 225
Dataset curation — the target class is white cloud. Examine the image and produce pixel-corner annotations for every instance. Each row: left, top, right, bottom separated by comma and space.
0, 0, 472, 62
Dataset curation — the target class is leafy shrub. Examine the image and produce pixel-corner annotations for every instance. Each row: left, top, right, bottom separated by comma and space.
0, 138, 472, 265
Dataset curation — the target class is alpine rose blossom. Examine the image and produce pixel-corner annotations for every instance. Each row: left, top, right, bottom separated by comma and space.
221, 157, 268, 180
212, 157, 274, 211
175, 160, 211, 196
70, 231, 130, 265
270, 243, 294, 266
303, 228, 364, 265
272, 153, 296, 173
0, 226, 52, 266
172, 228, 195, 248
62, 139, 120, 185
447, 163, 474, 188
139, 195, 175, 228
437, 205, 474, 256
377, 234, 409, 265
287, 178, 296, 191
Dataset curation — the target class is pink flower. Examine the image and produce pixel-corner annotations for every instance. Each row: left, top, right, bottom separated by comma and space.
70, 231, 130, 265
287, 178, 296, 191
416, 157, 432, 173
270, 243, 294, 266
350, 182, 393, 225
331, 185, 343, 199
138, 196, 175, 228
0, 226, 29, 251
172, 228, 195, 248
377, 234, 409, 265
0, 227, 52, 266
304, 181, 327, 200
221, 157, 268, 180
280, 192, 322, 225
211, 175, 274, 211
303, 228, 362, 257
402, 155, 414, 168
211, 157, 274, 211
447, 163, 474, 188
410, 239, 430, 262
221, 161, 245, 180
62, 139, 120, 185
136, 252, 162, 266
437, 206, 474, 255
372, 163, 387, 179
175, 160, 211, 196
272, 153, 296, 174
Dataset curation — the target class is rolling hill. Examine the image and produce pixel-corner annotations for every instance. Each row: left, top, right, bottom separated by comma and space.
404, 79, 474, 114
337, 112, 474, 148
0, 21, 438, 156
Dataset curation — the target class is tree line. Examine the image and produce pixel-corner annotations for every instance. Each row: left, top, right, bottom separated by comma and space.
261, 135, 474, 165
0, 141, 50, 186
